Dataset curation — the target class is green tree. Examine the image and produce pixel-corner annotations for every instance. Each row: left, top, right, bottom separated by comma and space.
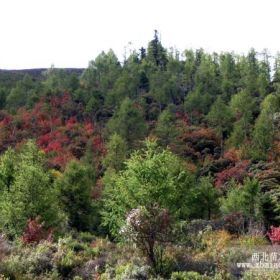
0, 87, 8, 109
273, 53, 280, 93
228, 90, 257, 147
106, 97, 147, 148
219, 52, 238, 100
56, 160, 96, 231
220, 178, 263, 224
6, 75, 39, 112
239, 49, 260, 94
184, 90, 212, 123
146, 30, 168, 70
103, 133, 128, 171
257, 54, 270, 97
0, 148, 16, 192
196, 177, 220, 220
42, 67, 78, 94
80, 50, 122, 116
207, 96, 233, 139
81, 49, 121, 93
155, 105, 178, 147
102, 140, 197, 236
251, 94, 279, 159
183, 49, 196, 91
149, 70, 178, 110
0, 141, 63, 237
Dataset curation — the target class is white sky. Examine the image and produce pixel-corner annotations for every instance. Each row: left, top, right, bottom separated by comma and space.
0, 0, 279, 69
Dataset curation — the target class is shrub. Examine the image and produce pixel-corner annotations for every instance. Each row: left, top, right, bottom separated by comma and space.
56, 249, 83, 277
201, 230, 231, 255
236, 234, 268, 249
78, 232, 95, 243
243, 270, 280, 280
115, 263, 151, 280
21, 217, 53, 245
120, 205, 171, 274
1, 241, 57, 278
0, 234, 12, 260
220, 178, 263, 228
267, 225, 280, 244
171, 271, 210, 280
215, 160, 249, 188
223, 212, 246, 234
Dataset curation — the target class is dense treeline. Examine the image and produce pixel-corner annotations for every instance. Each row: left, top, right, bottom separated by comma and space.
1, 32, 280, 279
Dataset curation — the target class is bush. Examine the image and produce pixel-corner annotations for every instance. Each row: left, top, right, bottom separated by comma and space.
77, 232, 95, 243
0, 234, 12, 260
267, 226, 280, 244
56, 249, 83, 277
243, 270, 280, 280
236, 234, 268, 249
115, 263, 151, 280
200, 230, 232, 258
171, 271, 210, 280
1, 241, 57, 278
120, 205, 171, 274
223, 212, 246, 234
21, 217, 53, 245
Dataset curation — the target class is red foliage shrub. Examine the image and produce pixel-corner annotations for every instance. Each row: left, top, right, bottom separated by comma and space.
21, 217, 53, 245
0, 93, 105, 169
175, 127, 220, 160
215, 160, 250, 187
223, 148, 241, 163
267, 226, 280, 244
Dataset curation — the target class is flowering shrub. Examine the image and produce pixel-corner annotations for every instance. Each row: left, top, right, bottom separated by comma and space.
21, 217, 53, 245
267, 226, 280, 244
121, 205, 170, 274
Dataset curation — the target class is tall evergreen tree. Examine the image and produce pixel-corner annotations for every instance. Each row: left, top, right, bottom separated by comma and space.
106, 97, 147, 148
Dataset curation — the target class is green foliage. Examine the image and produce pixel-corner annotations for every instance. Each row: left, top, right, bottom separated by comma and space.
42, 67, 79, 94
81, 49, 121, 93
56, 249, 83, 277
106, 97, 147, 148
239, 49, 260, 94
251, 94, 279, 159
155, 105, 178, 147
219, 53, 238, 100
184, 90, 212, 118
146, 30, 168, 70
6, 74, 39, 112
207, 97, 233, 138
56, 160, 96, 231
0, 141, 64, 237
0, 148, 16, 192
171, 271, 210, 280
102, 139, 197, 236
243, 270, 280, 280
103, 133, 127, 171
195, 177, 220, 220
228, 90, 257, 147
220, 178, 263, 223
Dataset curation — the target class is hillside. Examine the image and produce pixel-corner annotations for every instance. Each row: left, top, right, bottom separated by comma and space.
1, 33, 280, 279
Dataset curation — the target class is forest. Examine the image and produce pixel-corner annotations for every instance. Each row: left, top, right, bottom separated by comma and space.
1, 31, 280, 279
